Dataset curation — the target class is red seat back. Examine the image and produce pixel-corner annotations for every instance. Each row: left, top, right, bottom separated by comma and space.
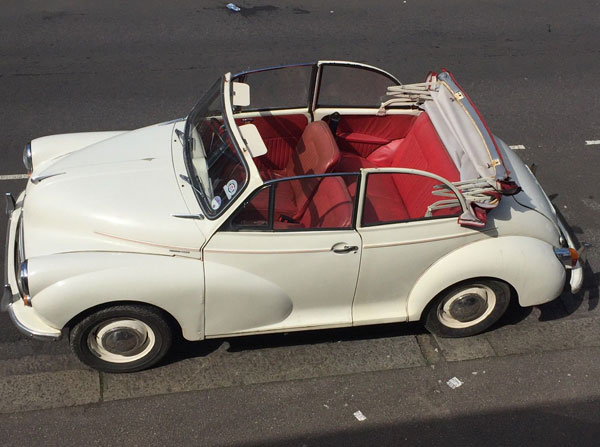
299, 176, 353, 229
391, 113, 460, 218
287, 121, 341, 218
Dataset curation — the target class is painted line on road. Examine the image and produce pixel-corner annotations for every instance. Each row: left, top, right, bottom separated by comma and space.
0, 174, 28, 181
509, 144, 526, 150
585, 140, 600, 146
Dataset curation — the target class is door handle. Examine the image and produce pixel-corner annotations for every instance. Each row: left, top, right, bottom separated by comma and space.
331, 242, 359, 254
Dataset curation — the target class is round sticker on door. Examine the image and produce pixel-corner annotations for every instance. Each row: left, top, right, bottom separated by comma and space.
211, 196, 222, 210
224, 179, 238, 199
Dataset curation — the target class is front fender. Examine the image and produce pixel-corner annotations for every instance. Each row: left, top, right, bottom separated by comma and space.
27, 252, 205, 340
406, 236, 566, 320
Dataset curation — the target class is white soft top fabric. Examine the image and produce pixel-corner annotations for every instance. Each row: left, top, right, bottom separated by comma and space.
423, 83, 496, 182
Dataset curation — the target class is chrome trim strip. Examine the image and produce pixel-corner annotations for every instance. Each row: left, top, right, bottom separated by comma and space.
94, 230, 201, 252
363, 231, 476, 249
30, 172, 65, 184
204, 247, 331, 255
7, 304, 62, 341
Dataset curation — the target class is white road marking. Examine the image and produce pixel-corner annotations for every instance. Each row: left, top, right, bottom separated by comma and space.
585, 140, 600, 145
509, 144, 526, 150
0, 174, 28, 180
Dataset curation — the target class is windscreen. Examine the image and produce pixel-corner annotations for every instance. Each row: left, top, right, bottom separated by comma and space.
184, 80, 248, 217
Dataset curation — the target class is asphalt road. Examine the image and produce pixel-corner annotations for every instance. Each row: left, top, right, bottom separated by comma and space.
1, 0, 599, 444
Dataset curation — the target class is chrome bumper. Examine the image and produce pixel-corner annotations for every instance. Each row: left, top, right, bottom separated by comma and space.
2, 194, 16, 312
556, 214, 584, 294
7, 301, 62, 341
3, 192, 61, 340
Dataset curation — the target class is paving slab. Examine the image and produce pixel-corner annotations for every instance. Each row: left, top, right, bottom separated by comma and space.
0, 354, 85, 377
0, 338, 71, 361
103, 335, 425, 402
485, 317, 600, 356
0, 370, 100, 413
434, 334, 496, 362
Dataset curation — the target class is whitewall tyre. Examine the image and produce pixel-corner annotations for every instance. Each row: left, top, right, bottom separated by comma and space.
70, 305, 172, 373
424, 279, 511, 338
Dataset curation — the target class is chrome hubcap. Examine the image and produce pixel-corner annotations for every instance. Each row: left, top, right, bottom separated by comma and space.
88, 319, 155, 363
438, 285, 497, 329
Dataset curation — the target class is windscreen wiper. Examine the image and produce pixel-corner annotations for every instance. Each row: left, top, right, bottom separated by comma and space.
179, 174, 207, 200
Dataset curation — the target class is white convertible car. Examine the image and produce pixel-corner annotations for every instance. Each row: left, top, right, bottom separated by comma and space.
2, 61, 584, 372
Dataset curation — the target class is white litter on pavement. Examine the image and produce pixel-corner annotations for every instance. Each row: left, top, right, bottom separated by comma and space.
0, 174, 28, 180
509, 144, 526, 150
353, 410, 367, 421
226, 3, 241, 12
585, 140, 600, 145
323, 404, 329, 409
446, 377, 463, 389
471, 371, 478, 375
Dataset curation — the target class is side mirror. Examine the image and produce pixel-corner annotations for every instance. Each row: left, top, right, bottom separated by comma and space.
238, 124, 267, 158
232, 82, 250, 107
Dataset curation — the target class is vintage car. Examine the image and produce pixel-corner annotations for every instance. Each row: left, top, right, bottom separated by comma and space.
2, 61, 584, 372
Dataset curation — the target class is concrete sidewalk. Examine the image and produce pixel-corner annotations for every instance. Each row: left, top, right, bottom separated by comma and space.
1, 344, 599, 446
1, 315, 599, 414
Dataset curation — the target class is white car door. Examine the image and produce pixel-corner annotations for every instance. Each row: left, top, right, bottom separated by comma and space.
203, 173, 361, 337
352, 169, 486, 325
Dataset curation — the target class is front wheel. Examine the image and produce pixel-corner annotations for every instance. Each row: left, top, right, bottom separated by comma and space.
70, 305, 172, 373
424, 279, 511, 338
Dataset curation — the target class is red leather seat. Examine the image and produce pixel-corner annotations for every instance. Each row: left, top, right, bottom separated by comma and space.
335, 112, 461, 224
390, 113, 459, 218
275, 176, 353, 230
254, 121, 341, 219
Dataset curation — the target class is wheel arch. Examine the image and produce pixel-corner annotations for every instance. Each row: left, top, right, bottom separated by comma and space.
417, 276, 517, 322
64, 300, 183, 338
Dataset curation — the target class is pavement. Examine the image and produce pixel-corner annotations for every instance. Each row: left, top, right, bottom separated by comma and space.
1, 307, 599, 414
1, 344, 599, 446
0, 0, 599, 443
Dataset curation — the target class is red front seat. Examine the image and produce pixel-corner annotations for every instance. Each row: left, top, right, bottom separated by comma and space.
256, 121, 341, 219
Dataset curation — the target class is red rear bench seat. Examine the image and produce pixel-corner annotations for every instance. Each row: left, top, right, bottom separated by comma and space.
335, 112, 460, 223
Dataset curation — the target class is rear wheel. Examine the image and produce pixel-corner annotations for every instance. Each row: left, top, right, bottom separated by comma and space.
70, 305, 172, 373
424, 279, 511, 338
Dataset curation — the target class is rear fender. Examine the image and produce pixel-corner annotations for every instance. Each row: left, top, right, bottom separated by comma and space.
406, 236, 565, 320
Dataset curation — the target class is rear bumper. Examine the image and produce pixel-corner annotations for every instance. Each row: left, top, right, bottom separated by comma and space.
556, 214, 583, 294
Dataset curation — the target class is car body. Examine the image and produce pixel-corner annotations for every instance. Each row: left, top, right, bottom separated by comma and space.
2, 61, 584, 372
